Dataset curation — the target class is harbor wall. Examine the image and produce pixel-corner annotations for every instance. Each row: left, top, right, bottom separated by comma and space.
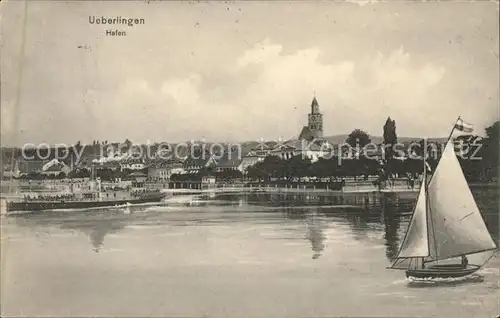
5, 178, 496, 198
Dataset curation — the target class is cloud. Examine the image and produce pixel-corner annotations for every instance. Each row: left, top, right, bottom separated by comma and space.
359, 48, 446, 114
236, 38, 282, 68
1, 1, 497, 146
96, 40, 447, 143
229, 41, 446, 139
161, 75, 202, 107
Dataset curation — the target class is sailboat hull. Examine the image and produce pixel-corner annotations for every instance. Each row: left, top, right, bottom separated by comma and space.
406, 264, 480, 279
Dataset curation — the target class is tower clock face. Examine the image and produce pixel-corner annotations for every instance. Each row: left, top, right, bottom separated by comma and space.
310, 114, 323, 121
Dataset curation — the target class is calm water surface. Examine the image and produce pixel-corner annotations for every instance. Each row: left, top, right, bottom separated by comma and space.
1, 189, 499, 317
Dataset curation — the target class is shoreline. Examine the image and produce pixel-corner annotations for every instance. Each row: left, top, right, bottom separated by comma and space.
2, 179, 496, 196
161, 186, 419, 196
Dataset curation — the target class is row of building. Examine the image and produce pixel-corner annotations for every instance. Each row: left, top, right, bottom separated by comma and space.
2, 139, 332, 180
0, 97, 325, 180
2, 97, 459, 182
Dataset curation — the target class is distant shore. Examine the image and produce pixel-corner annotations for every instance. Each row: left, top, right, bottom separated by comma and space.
0, 179, 500, 194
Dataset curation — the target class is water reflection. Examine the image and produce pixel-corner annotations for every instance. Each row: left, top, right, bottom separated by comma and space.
472, 187, 500, 244
4, 188, 498, 262
381, 195, 401, 260
246, 192, 408, 258
11, 210, 128, 252
305, 210, 326, 259
64, 218, 127, 252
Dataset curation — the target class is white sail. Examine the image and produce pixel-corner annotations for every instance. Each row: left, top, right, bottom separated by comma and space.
391, 258, 414, 270
427, 138, 497, 261
395, 172, 429, 259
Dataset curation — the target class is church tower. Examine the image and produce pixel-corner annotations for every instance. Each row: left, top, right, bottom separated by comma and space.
307, 97, 323, 138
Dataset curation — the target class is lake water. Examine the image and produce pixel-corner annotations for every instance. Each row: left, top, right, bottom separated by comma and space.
1, 189, 499, 317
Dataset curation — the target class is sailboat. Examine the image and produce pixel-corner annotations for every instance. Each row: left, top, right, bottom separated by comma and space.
390, 118, 497, 279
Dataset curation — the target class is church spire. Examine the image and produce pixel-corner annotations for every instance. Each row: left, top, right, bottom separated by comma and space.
311, 96, 319, 114
299, 94, 324, 141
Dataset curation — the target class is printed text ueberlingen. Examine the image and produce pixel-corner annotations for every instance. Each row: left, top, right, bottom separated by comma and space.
88, 16, 145, 36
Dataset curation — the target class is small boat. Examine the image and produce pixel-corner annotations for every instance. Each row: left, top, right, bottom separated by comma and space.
389, 117, 497, 279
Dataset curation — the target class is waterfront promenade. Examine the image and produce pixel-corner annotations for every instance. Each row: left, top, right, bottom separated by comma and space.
3, 178, 495, 200
159, 180, 420, 196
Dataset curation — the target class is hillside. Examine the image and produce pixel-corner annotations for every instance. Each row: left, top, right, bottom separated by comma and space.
240, 135, 448, 148
322, 135, 448, 145
0, 134, 449, 164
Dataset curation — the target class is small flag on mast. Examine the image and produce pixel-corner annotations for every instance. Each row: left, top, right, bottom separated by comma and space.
454, 118, 474, 133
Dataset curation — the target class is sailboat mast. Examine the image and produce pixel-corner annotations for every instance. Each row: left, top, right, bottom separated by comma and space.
422, 141, 428, 267
423, 137, 439, 265
425, 117, 462, 264
424, 116, 460, 263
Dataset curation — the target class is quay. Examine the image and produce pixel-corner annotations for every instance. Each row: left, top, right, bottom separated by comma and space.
1, 178, 421, 197
158, 181, 420, 197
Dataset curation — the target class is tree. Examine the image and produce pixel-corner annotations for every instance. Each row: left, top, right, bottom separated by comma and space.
478, 121, 499, 181
450, 121, 499, 182
383, 117, 398, 163
260, 155, 287, 179
346, 129, 371, 148
170, 173, 201, 182
214, 169, 243, 181
246, 163, 267, 181
68, 168, 90, 179
310, 157, 337, 178
383, 117, 397, 145
485, 121, 499, 140
286, 155, 312, 179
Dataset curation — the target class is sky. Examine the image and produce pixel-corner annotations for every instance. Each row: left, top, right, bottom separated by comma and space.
1, 0, 499, 146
